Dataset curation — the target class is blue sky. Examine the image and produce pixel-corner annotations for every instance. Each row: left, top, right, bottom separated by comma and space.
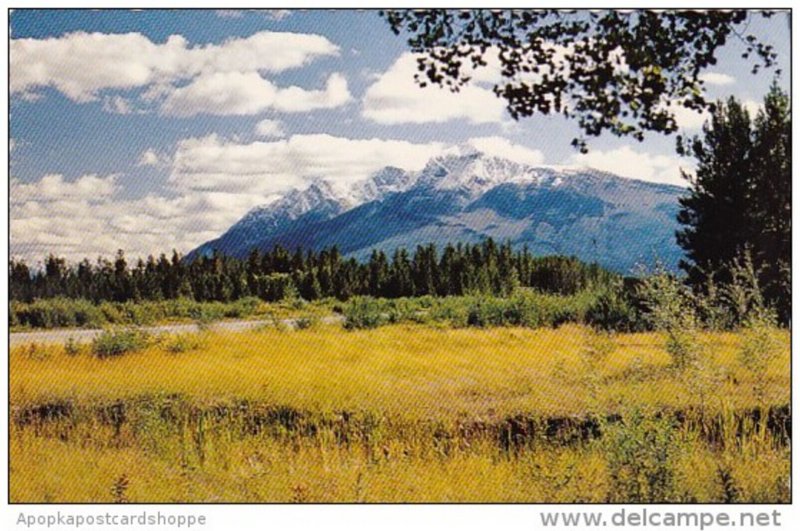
9, 9, 790, 263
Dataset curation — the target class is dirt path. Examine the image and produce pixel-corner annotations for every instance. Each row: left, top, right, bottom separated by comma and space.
9, 315, 344, 347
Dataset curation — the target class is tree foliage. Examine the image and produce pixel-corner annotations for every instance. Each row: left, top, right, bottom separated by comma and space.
9, 240, 618, 304
381, 9, 780, 151
676, 85, 790, 322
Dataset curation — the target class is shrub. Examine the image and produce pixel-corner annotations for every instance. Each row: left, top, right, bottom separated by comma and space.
163, 333, 205, 354
64, 337, 82, 356
92, 329, 150, 359
294, 315, 319, 330
637, 269, 702, 371
343, 297, 388, 330
463, 290, 595, 329
11, 298, 104, 329
224, 296, 262, 318
585, 284, 642, 332
603, 410, 680, 503
738, 309, 782, 404
428, 298, 470, 327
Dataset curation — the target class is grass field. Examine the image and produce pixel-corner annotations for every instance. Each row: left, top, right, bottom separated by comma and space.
10, 323, 790, 503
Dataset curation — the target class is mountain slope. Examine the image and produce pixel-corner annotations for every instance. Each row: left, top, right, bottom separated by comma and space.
190, 153, 686, 273
188, 166, 416, 260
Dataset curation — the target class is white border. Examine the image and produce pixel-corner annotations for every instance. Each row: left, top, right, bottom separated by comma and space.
1, 2, 796, 530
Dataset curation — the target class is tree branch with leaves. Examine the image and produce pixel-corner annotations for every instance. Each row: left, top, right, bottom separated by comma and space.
381, 9, 780, 152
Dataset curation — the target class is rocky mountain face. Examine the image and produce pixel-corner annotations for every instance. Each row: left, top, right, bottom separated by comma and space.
190, 152, 686, 274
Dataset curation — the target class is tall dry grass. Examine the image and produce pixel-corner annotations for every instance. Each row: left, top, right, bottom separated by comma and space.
10, 323, 789, 503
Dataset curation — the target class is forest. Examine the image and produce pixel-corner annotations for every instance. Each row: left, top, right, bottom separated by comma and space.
9, 240, 617, 303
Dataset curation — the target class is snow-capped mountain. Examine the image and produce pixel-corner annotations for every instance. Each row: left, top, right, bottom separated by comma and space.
417, 152, 562, 195
190, 152, 686, 273
188, 166, 418, 260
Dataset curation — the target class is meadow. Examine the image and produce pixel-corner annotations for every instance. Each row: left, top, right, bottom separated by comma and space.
10, 322, 790, 503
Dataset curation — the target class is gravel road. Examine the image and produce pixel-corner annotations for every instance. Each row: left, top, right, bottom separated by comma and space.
9, 315, 344, 347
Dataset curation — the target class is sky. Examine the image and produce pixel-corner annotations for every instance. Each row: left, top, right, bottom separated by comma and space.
9, 9, 791, 264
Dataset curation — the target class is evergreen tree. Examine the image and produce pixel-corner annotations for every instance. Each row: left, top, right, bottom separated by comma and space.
677, 87, 790, 321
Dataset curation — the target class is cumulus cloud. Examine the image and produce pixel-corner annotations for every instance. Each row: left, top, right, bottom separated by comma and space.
568, 146, 689, 187
10, 134, 456, 262
161, 71, 350, 117
10, 30, 340, 106
670, 104, 711, 130
272, 73, 351, 112
102, 95, 136, 115
667, 97, 764, 131
265, 9, 292, 21
10, 134, 690, 263
254, 119, 285, 138
162, 71, 279, 117
742, 99, 764, 118
137, 148, 167, 167
215, 9, 291, 21
11, 174, 119, 202
467, 137, 544, 166
362, 52, 507, 125
170, 133, 451, 195
699, 72, 735, 86
10, 174, 266, 263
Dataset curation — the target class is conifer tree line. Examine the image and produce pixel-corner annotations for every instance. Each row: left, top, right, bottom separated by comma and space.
9, 239, 617, 304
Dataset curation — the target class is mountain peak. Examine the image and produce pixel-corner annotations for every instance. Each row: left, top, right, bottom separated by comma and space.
417, 151, 542, 196
190, 151, 685, 272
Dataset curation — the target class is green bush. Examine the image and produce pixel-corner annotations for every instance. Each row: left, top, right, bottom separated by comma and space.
92, 329, 150, 359
11, 297, 270, 330
603, 410, 680, 503
294, 315, 319, 330
163, 333, 205, 354
585, 285, 642, 332
343, 297, 389, 330
11, 298, 104, 328
224, 296, 262, 318
64, 337, 82, 356
463, 291, 596, 329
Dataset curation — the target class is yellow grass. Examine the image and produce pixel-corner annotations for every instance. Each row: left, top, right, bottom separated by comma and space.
11, 324, 789, 418
10, 323, 790, 503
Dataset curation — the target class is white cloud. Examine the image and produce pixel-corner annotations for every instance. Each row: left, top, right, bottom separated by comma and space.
272, 73, 351, 112
742, 99, 764, 118
699, 72, 735, 86
670, 104, 711, 130
467, 137, 544, 166
10, 174, 266, 263
215, 10, 244, 19
137, 148, 167, 167
264, 9, 292, 21
161, 71, 351, 117
10, 133, 452, 262
10, 133, 692, 264
11, 174, 119, 203
215, 9, 291, 21
170, 133, 451, 196
11, 30, 339, 103
254, 119, 285, 138
568, 146, 689, 187
161, 71, 279, 117
362, 52, 507, 125
102, 95, 135, 115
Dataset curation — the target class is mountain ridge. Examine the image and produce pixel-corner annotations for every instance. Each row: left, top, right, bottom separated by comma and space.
189, 152, 686, 274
